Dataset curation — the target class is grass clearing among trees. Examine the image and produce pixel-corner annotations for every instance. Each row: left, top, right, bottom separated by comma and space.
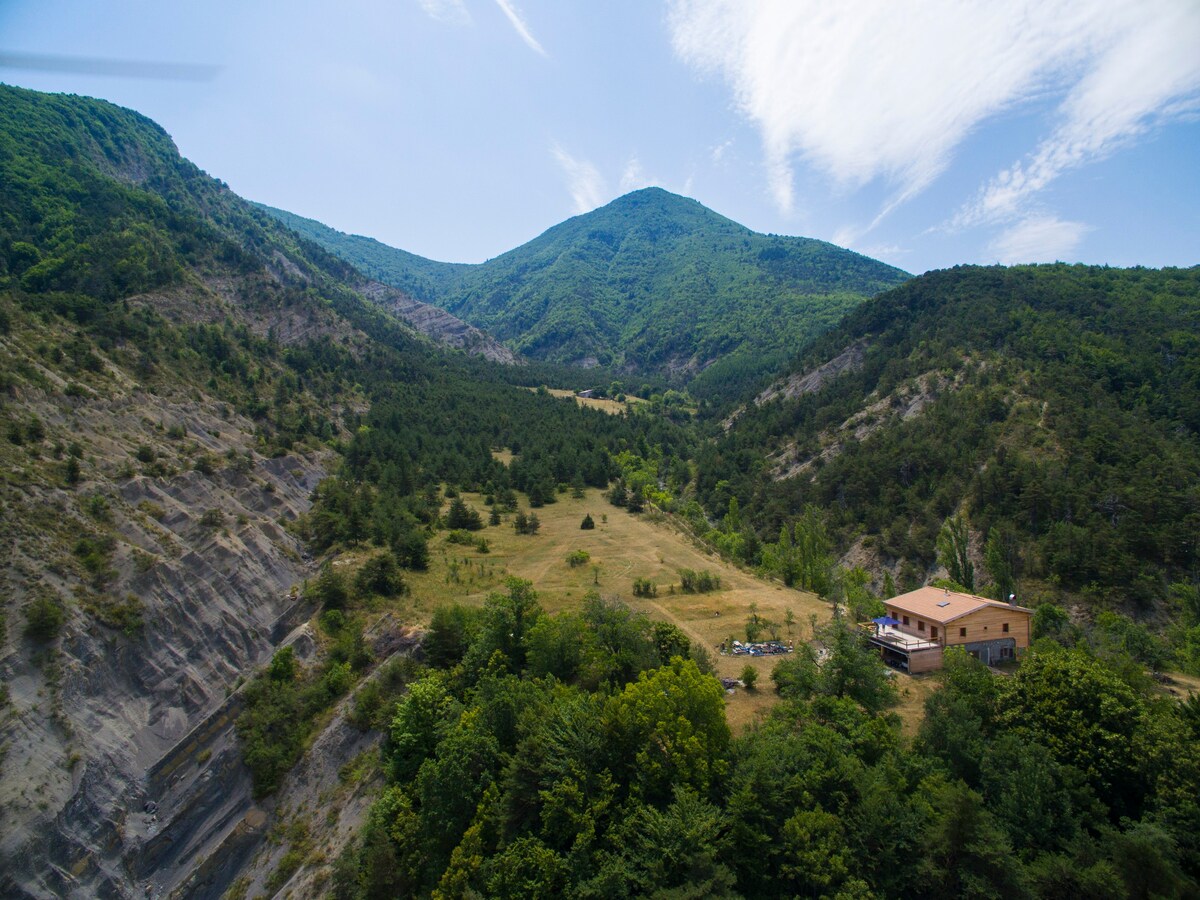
387, 489, 829, 730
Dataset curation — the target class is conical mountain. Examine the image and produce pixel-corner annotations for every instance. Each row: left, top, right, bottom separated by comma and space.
264, 187, 909, 397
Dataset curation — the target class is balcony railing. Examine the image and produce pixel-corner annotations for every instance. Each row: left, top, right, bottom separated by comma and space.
857, 622, 941, 653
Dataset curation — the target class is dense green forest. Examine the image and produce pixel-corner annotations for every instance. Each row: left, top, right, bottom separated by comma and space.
321, 579, 1200, 899
697, 265, 1200, 614
260, 189, 909, 400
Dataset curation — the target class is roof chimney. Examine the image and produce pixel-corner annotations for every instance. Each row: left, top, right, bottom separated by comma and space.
1008, 593, 1016, 606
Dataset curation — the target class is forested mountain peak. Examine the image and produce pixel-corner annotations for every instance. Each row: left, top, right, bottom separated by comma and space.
0, 83, 671, 895
262, 187, 910, 398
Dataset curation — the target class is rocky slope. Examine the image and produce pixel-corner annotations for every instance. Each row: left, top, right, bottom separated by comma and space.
356, 280, 517, 364
0, 84, 447, 897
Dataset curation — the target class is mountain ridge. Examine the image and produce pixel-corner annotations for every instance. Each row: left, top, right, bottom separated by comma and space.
703, 262, 1200, 611
260, 188, 910, 398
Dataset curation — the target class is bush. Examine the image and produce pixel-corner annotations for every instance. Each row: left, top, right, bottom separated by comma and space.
566, 549, 591, 568
741, 664, 759, 690
514, 511, 541, 535
25, 596, 65, 641
354, 551, 406, 598
309, 565, 350, 610
82, 593, 144, 636
633, 577, 658, 598
199, 508, 225, 530
580, 513, 595, 530
679, 568, 721, 593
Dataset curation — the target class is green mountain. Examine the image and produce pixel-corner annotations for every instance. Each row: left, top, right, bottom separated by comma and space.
261, 188, 910, 398
0, 84, 684, 897
8, 83, 1200, 900
703, 263, 1200, 610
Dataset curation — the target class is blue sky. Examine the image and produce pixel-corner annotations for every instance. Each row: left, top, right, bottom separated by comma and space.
2, 1, 1198, 274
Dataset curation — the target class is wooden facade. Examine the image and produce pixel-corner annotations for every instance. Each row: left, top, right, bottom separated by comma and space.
865, 586, 1033, 671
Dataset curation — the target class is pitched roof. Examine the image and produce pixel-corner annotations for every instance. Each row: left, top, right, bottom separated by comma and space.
885, 586, 1032, 625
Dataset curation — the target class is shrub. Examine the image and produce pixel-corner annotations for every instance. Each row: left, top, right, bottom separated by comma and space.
445, 496, 482, 531
354, 551, 405, 598
633, 577, 658, 598
82, 593, 144, 636
514, 511, 541, 535
309, 565, 350, 610
25, 596, 65, 641
580, 513, 595, 530
679, 568, 721, 593
199, 508, 225, 530
741, 664, 759, 690
566, 549, 591, 568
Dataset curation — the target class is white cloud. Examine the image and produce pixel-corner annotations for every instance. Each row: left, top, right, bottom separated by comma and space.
619, 157, 659, 193
668, 0, 1200, 226
494, 0, 547, 56
990, 215, 1089, 264
416, 0, 471, 25
710, 138, 734, 164
551, 143, 606, 214
964, 3, 1200, 225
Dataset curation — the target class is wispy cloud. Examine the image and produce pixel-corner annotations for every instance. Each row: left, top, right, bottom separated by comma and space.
495, 0, 547, 56
551, 143, 606, 213
961, 3, 1200, 227
620, 157, 659, 193
668, 0, 1200, 230
990, 215, 1089, 264
416, 0, 471, 26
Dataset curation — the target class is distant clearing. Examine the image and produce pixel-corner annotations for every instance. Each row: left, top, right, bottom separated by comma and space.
537, 387, 644, 416
391, 488, 829, 731
1159, 671, 1200, 700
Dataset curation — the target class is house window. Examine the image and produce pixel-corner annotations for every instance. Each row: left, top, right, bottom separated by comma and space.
902, 616, 909, 626
1002, 623, 1009, 633
1001, 647, 1013, 658
931, 626, 939, 639
917, 620, 925, 632
959, 627, 967, 637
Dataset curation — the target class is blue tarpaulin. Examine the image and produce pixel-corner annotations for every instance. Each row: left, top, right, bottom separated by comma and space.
872, 616, 902, 626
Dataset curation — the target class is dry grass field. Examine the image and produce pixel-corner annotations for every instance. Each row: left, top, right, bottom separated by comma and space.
542, 387, 642, 415
378, 488, 831, 732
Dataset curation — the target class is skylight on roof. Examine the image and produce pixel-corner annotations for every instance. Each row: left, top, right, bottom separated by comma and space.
937, 601, 951, 607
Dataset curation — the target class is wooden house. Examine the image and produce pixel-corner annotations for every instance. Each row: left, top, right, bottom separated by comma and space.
862, 586, 1033, 673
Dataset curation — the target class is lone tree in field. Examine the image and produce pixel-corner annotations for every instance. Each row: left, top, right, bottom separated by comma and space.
581, 513, 595, 530
741, 664, 758, 690
446, 496, 483, 531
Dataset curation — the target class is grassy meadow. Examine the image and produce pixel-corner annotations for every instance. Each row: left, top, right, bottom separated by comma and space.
368, 487, 830, 731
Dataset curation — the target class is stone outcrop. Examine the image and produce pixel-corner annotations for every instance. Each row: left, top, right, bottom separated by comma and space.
358, 280, 518, 364
0, 439, 327, 897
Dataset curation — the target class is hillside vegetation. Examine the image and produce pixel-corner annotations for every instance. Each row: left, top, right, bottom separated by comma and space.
703, 264, 1200, 615
5, 83, 1200, 900
262, 189, 910, 399
0, 84, 688, 897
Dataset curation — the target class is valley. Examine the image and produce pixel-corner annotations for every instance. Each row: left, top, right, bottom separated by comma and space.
1, 82, 1199, 898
